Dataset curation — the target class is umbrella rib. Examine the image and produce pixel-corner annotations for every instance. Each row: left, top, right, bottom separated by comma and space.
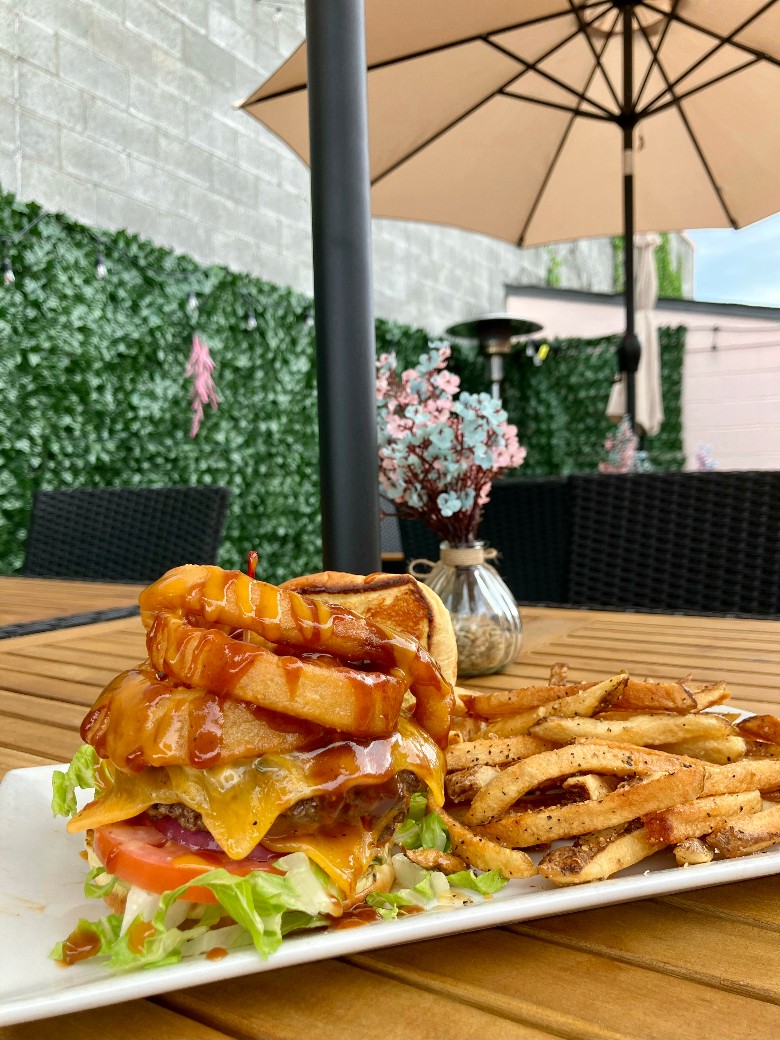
369, 67, 533, 187
634, 18, 739, 229
638, 0, 780, 112
499, 92, 609, 120
566, 0, 622, 112
641, 56, 761, 118
633, 0, 682, 110
515, 13, 619, 247
241, 1, 611, 107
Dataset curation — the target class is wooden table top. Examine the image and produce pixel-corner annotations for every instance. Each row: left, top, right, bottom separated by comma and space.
0, 576, 143, 628
2, 578, 780, 1039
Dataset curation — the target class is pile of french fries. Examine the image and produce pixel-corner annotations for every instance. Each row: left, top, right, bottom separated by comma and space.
432, 666, 780, 886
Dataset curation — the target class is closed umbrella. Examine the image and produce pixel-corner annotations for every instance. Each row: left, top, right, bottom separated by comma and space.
241, 0, 780, 433
607, 231, 664, 436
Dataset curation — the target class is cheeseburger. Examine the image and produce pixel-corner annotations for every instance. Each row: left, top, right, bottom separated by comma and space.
52, 565, 455, 968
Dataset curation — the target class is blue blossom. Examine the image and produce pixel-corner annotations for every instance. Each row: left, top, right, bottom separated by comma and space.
437, 491, 462, 517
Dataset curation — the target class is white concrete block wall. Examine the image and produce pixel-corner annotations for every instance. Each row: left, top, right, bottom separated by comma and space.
0, 0, 681, 336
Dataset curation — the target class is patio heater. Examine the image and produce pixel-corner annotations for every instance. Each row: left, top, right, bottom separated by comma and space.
445, 314, 542, 399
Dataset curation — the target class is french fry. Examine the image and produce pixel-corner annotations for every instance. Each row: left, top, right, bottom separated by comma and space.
529, 712, 734, 747
656, 735, 747, 764
562, 773, 619, 800
745, 740, 780, 759
605, 679, 697, 714
674, 837, 714, 866
465, 740, 689, 826
445, 764, 500, 803
736, 714, 780, 745
643, 791, 762, 845
549, 661, 569, 684
445, 734, 554, 772
482, 674, 628, 738
477, 764, 704, 848
539, 825, 658, 885
470, 684, 584, 718
707, 803, 780, 857
692, 681, 730, 710
701, 758, 780, 797
430, 800, 537, 879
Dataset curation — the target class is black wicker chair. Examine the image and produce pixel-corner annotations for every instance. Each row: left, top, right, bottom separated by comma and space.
567, 472, 780, 617
23, 486, 231, 583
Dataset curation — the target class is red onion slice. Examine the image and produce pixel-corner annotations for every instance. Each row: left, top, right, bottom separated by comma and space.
150, 814, 278, 863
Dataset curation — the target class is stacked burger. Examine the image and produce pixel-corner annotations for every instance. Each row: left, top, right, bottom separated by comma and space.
53, 565, 456, 968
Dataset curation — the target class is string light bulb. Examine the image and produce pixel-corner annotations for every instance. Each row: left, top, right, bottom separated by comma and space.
2, 254, 14, 287
246, 308, 257, 331
186, 290, 198, 313
95, 251, 107, 279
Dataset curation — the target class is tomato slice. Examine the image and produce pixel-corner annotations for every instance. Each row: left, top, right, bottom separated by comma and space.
92, 820, 281, 904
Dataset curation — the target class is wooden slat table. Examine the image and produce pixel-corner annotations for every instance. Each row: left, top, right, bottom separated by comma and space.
2, 579, 780, 1039
0, 576, 143, 628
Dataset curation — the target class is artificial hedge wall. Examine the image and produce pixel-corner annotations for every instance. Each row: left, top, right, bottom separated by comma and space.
0, 190, 683, 580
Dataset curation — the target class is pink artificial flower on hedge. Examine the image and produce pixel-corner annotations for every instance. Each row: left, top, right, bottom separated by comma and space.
376, 343, 526, 544
185, 332, 219, 438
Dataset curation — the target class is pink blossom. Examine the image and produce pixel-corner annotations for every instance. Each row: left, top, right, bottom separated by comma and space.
184, 332, 219, 438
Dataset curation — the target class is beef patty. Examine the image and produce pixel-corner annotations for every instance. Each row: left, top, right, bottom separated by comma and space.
148, 769, 425, 845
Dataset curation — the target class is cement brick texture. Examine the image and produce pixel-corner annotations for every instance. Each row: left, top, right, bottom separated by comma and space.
0, 0, 693, 337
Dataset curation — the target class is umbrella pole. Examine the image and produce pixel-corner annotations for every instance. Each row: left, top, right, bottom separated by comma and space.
305, 0, 381, 572
617, 1, 641, 431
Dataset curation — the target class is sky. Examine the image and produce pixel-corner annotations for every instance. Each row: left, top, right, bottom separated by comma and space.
687, 212, 780, 310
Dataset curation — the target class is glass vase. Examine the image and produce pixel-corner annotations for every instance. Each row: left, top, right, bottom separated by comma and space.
421, 541, 522, 678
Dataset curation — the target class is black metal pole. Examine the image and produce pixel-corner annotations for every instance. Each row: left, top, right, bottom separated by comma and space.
305, 0, 381, 572
617, 1, 641, 431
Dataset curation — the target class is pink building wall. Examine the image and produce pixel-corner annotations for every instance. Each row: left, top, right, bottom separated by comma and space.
506, 287, 780, 471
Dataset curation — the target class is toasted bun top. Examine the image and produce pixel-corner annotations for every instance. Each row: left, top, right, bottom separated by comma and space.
281, 571, 457, 687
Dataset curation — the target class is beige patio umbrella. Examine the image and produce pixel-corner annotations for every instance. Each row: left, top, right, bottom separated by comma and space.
241, 0, 780, 430
607, 231, 664, 435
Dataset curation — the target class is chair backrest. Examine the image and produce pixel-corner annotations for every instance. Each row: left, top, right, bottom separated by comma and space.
23, 486, 231, 583
568, 471, 780, 616
396, 472, 780, 617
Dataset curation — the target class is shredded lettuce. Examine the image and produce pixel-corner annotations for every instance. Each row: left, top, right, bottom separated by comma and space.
51, 853, 334, 972
51, 744, 99, 818
366, 890, 419, 920
447, 869, 508, 895
50, 913, 123, 963
393, 793, 451, 852
84, 866, 121, 900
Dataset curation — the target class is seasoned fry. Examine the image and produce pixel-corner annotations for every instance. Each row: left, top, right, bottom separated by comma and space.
745, 740, 780, 759
470, 684, 583, 718
445, 734, 555, 772
465, 741, 689, 826
674, 837, 714, 866
445, 764, 500, 803
606, 679, 697, 714
481, 674, 628, 738
404, 848, 466, 874
529, 712, 733, 747
562, 773, 620, 800
737, 714, 780, 745
539, 826, 658, 885
430, 800, 537, 879
656, 735, 746, 764
701, 758, 780, 797
643, 791, 762, 845
707, 804, 780, 857
693, 681, 730, 710
477, 765, 704, 847
549, 662, 569, 684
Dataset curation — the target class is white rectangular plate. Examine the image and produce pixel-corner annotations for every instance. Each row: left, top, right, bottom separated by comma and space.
3, 764, 780, 1026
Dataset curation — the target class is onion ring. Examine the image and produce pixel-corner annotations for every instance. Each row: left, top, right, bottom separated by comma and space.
140, 565, 453, 746
146, 612, 407, 739
81, 665, 326, 770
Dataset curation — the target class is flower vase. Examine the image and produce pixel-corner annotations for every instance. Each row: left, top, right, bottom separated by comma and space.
420, 542, 522, 678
